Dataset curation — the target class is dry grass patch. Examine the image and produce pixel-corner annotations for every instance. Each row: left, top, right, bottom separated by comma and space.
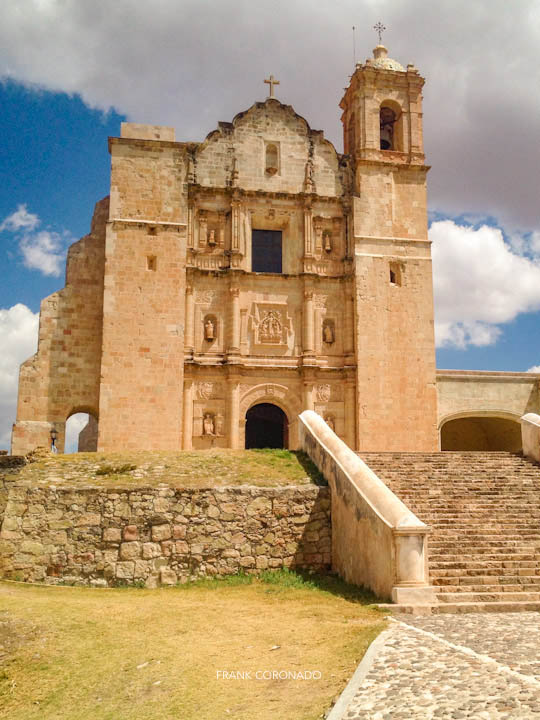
17, 449, 325, 489
0, 573, 386, 720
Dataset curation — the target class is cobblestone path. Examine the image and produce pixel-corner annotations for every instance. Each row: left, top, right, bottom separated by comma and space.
339, 613, 540, 719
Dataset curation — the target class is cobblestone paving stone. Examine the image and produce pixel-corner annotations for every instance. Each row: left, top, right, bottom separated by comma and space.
341, 613, 540, 719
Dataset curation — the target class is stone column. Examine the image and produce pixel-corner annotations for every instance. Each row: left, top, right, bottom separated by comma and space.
302, 382, 314, 411
228, 287, 240, 359
303, 204, 313, 257
344, 290, 355, 362
314, 217, 323, 254
303, 290, 314, 358
198, 211, 207, 249
183, 379, 194, 450
187, 203, 194, 249
185, 285, 194, 356
345, 380, 356, 450
228, 380, 240, 449
231, 198, 240, 252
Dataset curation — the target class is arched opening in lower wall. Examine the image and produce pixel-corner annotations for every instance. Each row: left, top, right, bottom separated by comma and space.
440, 415, 522, 452
245, 403, 288, 449
65, 412, 99, 453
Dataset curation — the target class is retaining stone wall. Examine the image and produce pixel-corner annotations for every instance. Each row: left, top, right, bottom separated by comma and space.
0, 456, 26, 524
0, 484, 330, 587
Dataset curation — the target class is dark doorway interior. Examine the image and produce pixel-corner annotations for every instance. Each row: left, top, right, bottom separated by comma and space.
245, 403, 288, 449
252, 229, 282, 273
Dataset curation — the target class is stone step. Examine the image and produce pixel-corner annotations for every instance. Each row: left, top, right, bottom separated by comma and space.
436, 591, 540, 603
433, 579, 540, 590
431, 568, 540, 579
382, 601, 540, 615
430, 560, 540, 570
429, 553, 539, 563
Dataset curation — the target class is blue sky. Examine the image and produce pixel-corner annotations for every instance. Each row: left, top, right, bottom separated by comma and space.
1, 0, 540, 450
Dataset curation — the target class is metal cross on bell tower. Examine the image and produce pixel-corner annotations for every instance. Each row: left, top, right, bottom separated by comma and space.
374, 21, 386, 44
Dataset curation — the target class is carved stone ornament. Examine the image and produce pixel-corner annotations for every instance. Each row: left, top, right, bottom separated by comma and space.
317, 384, 331, 402
195, 289, 214, 305
259, 310, 283, 344
197, 382, 214, 400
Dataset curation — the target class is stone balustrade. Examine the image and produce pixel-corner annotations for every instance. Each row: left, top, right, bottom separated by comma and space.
298, 410, 436, 604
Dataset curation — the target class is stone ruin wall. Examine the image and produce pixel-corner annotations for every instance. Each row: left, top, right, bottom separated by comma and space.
0, 474, 331, 587
12, 197, 109, 455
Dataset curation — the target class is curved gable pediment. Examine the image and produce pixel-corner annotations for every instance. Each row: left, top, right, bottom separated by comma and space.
194, 98, 344, 196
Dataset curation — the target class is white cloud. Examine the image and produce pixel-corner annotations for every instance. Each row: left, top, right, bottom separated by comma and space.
431, 220, 540, 349
0, 304, 39, 450
19, 230, 66, 276
527, 366, 540, 373
0, 1, 539, 236
0, 204, 39, 232
1, 206, 69, 277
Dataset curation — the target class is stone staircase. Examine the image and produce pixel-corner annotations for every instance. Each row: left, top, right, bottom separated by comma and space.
360, 451, 540, 613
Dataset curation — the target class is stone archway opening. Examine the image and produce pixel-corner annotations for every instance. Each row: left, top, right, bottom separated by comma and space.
65, 412, 98, 453
440, 415, 522, 452
245, 403, 288, 449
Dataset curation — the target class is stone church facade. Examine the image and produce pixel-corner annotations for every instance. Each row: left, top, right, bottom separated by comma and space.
11, 45, 539, 455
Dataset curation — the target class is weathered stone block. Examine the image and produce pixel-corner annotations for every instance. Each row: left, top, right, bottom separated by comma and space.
103, 527, 122, 543
160, 567, 177, 585
123, 525, 139, 541
151, 524, 171, 541
116, 561, 135, 579
119, 542, 141, 560
142, 542, 161, 559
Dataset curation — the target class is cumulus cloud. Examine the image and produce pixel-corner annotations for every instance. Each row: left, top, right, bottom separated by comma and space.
0, 304, 39, 450
431, 220, 540, 349
0, 1, 539, 235
0, 204, 39, 232
0, 206, 69, 276
527, 366, 540, 373
19, 230, 66, 276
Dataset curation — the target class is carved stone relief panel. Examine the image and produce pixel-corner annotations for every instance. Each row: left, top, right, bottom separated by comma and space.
250, 303, 292, 347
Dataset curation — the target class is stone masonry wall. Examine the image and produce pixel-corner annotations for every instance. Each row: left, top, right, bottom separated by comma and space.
0, 456, 26, 523
0, 485, 330, 587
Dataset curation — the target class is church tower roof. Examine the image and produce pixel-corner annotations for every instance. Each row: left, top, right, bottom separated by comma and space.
365, 44, 405, 72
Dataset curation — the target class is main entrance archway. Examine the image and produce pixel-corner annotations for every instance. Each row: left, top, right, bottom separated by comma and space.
245, 403, 288, 449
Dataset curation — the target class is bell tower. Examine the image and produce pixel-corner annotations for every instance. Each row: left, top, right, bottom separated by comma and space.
340, 45, 438, 451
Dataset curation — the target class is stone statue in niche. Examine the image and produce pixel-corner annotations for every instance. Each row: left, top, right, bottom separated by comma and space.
324, 415, 335, 432
323, 321, 335, 345
208, 229, 216, 246
204, 317, 216, 341
323, 230, 332, 253
203, 413, 215, 435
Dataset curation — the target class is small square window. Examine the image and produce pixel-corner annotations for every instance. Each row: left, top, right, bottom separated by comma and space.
147, 255, 157, 271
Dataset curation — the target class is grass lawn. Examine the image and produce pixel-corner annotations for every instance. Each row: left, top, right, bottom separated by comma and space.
0, 572, 386, 720
18, 448, 325, 488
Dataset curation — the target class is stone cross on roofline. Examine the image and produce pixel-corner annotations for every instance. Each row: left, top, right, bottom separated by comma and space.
264, 74, 280, 98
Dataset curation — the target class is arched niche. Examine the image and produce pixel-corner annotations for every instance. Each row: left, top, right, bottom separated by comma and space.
379, 100, 404, 152
439, 412, 522, 452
